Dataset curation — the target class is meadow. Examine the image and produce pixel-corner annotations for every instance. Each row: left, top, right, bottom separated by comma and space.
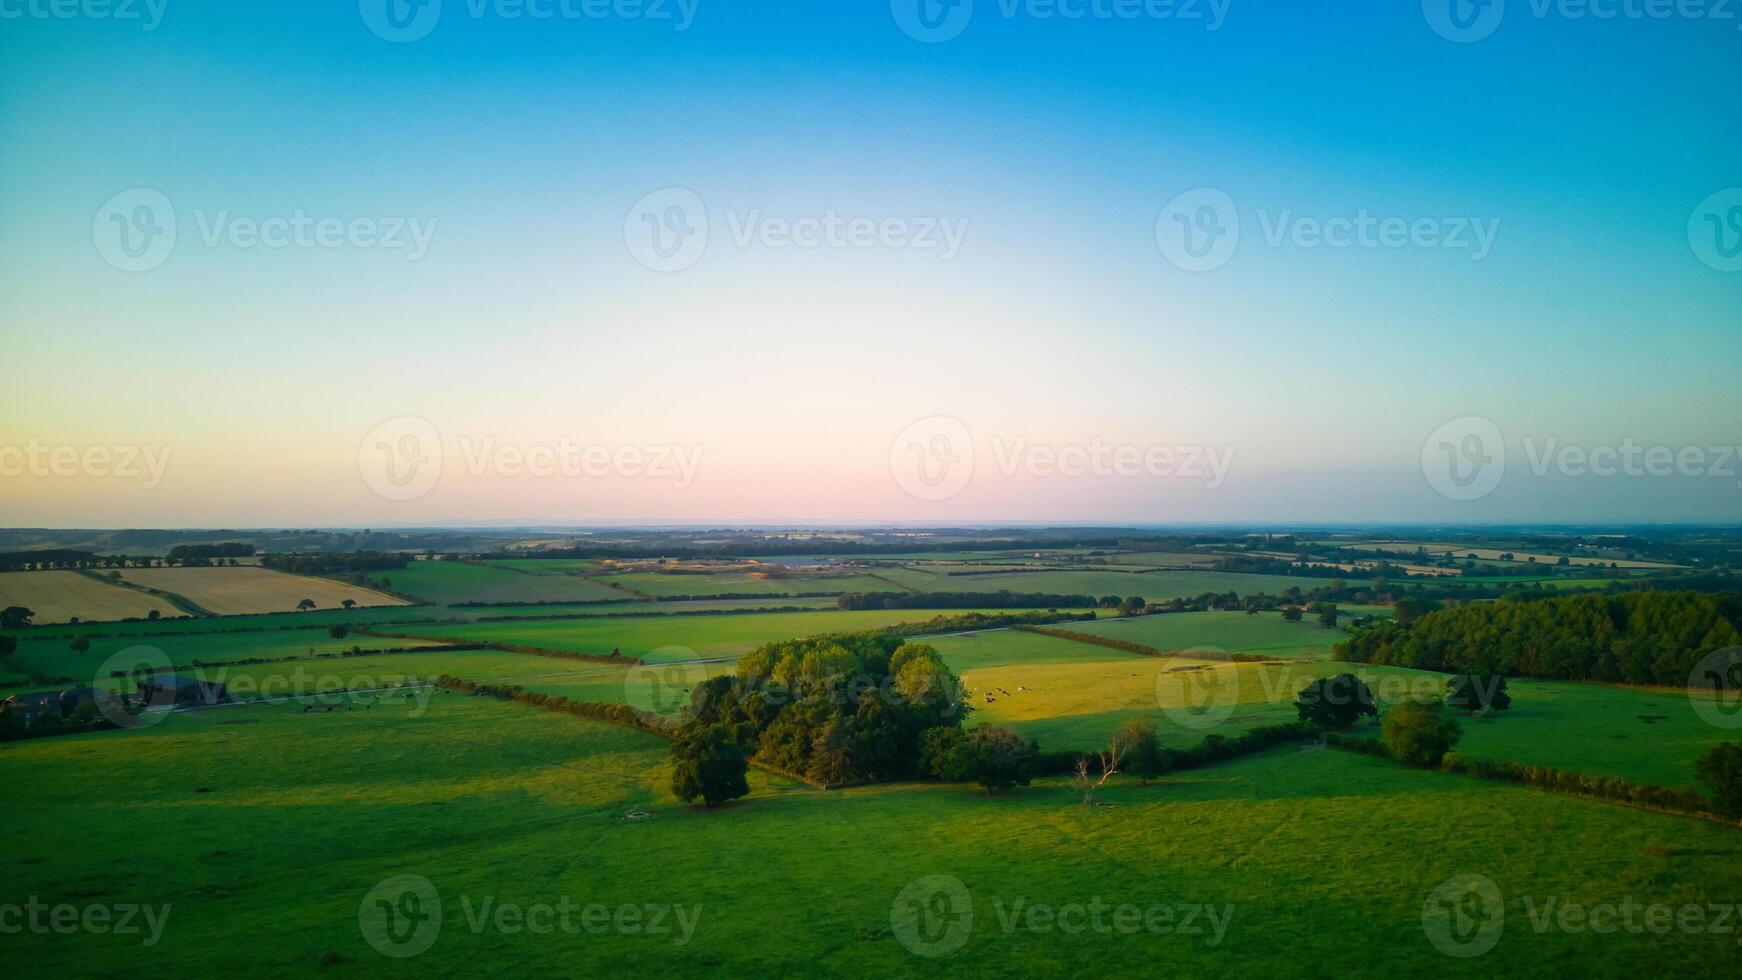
597, 570, 897, 598
0, 629, 451, 693
388, 608, 1055, 664
3, 695, 1738, 977
385, 562, 632, 605
868, 567, 1314, 599
1065, 610, 1347, 659
116, 566, 407, 615
0, 570, 186, 625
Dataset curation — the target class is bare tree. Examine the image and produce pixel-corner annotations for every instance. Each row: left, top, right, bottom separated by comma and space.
1073, 737, 1130, 807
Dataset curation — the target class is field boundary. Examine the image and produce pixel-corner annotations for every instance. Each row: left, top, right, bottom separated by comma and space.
1015, 623, 1278, 663
1322, 735, 1741, 828
433, 675, 833, 789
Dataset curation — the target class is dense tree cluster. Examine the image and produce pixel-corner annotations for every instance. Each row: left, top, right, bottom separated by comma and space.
679, 632, 968, 788
1335, 591, 1742, 685
919, 724, 1036, 796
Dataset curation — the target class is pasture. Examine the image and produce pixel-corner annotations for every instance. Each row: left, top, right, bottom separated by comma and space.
390, 608, 1051, 664
868, 567, 1314, 600
385, 562, 631, 605
116, 567, 406, 615
0, 570, 186, 625
3, 696, 1738, 977
598, 570, 896, 598
1067, 610, 1346, 659
0, 628, 451, 695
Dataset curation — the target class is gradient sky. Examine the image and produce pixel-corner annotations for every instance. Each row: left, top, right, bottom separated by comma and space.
1, 1, 1738, 527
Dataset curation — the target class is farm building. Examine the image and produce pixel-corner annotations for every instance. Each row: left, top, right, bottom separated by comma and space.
135, 674, 227, 708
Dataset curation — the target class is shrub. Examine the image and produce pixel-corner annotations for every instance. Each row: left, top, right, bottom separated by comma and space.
1381, 699, 1462, 768
1695, 742, 1742, 818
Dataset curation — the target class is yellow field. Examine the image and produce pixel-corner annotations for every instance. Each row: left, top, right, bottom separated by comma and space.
116, 566, 408, 615
0, 570, 187, 625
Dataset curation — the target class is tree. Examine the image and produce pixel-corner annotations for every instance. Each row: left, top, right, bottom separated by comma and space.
670, 723, 751, 807
1294, 674, 1377, 730
327, 625, 350, 640
1695, 742, 1742, 818
147, 609, 161, 620
1392, 597, 1440, 625
1281, 607, 1303, 622
937, 724, 1035, 796
1117, 596, 1146, 617
1382, 699, 1462, 768
1099, 595, 1123, 609
296, 598, 316, 611
341, 599, 357, 610
1114, 717, 1163, 785
1317, 606, 1340, 628
1446, 674, 1512, 715
919, 726, 962, 778
69, 636, 91, 654
0, 606, 34, 630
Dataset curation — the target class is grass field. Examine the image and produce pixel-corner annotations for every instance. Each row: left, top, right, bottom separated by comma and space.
871, 567, 1314, 600
390, 609, 1052, 664
1067, 611, 1347, 659
385, 562, 631, 605
598, 571, 896, 598
0, 570, 186, 625
0, 628, 451, 694
0, 605, 462, 641
3, 696, 1738, 977
116, 567, 406, 615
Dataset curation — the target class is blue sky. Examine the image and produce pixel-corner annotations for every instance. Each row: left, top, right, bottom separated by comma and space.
0, 1, 1738, 525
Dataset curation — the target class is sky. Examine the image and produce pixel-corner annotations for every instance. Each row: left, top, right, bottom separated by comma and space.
0, 0, 1738, 527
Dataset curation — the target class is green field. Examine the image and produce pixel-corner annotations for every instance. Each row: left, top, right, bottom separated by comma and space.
870, 567, 1314, 600
1067, 611, 1347, 659
0, 629, 451, 694
457, 596, 841, 618
389, 609, 1050, 664
598, 571, 896, 598
4, 696, 1738, 976
0, 605, 465, 641
386, 562, 631, 605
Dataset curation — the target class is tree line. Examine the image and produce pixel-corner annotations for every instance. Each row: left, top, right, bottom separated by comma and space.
1334, 590, 1742, 685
